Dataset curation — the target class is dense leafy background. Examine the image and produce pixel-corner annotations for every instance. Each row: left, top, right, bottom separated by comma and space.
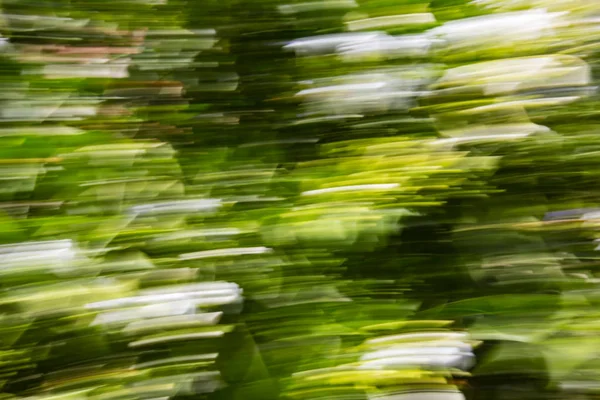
0, 0, 598, 399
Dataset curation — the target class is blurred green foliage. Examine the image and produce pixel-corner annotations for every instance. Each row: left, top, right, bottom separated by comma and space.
0, 0, 598, 400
